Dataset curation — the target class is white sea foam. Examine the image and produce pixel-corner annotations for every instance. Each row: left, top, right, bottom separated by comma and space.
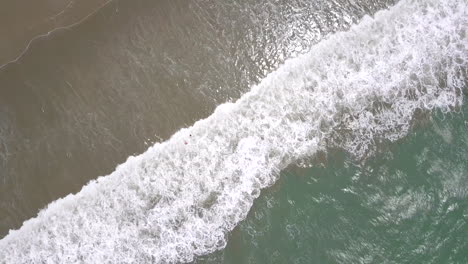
0, 0, 466, 262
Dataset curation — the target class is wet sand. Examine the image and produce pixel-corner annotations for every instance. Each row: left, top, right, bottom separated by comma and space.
0, 0, 111, 67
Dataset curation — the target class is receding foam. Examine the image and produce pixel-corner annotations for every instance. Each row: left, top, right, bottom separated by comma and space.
0, 0, 466, 263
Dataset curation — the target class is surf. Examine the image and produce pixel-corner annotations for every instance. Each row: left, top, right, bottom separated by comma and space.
0, 0, 466, 263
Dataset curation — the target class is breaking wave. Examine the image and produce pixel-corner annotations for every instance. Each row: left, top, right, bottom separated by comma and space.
0, 0, 466, 262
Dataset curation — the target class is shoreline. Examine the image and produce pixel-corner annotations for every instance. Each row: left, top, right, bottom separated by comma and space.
0, 0, 113, 69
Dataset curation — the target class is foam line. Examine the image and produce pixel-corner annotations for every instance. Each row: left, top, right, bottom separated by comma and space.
0, 0, 466, 262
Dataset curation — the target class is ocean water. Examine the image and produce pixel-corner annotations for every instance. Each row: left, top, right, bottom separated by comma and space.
198, 100, 468, 263
0, 0, 467, 263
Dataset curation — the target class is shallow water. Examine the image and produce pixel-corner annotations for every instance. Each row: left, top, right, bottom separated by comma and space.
0, 0, 111, 67
0, 0, 466, 263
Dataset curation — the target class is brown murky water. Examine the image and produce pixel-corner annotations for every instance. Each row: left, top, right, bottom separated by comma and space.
0, 0, 397, 240
0, 0, 111, 66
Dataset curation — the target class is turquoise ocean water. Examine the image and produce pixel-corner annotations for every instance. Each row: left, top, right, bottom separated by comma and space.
200, 98, 467, 263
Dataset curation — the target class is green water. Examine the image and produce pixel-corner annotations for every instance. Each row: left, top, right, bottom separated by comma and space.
198, 101, 468, 263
